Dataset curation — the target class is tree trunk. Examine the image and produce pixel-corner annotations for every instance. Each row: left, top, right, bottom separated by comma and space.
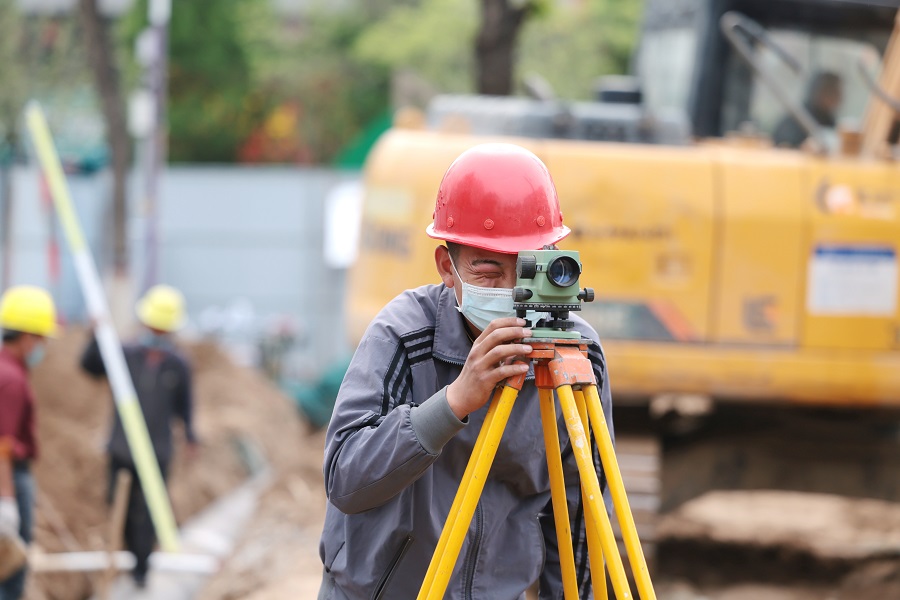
0, 123, 20, 289
78, 0, 134, 330
77, 0, 130, 275
0, 146, 12, 291
476, 0, 529, 96
143, 18, 169, 293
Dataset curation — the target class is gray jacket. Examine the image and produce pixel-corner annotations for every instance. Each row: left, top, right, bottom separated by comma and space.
320, 284, 613, 600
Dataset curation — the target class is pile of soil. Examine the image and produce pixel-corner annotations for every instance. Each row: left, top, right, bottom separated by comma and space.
208, 487, 900, 600
24, 329, 314, 600
656, 490, 900, 599
197, 433, 327, 600
658, 490, 900, 560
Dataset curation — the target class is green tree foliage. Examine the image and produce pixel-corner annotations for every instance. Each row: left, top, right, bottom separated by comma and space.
355, 0, 478, 93
0, 0, 26, 158
0, 2, 88, 161
355, 0, 643, 100
519, 0, 644, 99
271, 10, 390, 163
123, 0, 269, 162
122, 0, 642, 163
122, 1, 389, 163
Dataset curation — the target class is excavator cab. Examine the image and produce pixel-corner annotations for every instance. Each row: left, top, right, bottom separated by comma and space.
348, 0, 900, 515
431, 0, 897, 150
647, 0, 897, 145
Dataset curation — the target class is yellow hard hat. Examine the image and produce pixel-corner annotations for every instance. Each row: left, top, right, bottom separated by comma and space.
0, 285, 58, 338
136, 285, 186, 332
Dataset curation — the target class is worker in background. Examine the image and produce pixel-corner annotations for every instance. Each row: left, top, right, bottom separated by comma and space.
0, 286, 57, 599
80, 284, 198, 589
318, 144, 612, 599
774, 71, 844, 148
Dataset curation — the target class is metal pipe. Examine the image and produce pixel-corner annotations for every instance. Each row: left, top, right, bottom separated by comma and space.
0, 160, 12, 290
143, 0, 171, 293
858, 58, 900, 115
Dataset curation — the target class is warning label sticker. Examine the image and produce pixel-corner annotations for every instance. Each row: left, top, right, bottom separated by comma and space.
807, 245, 898, 316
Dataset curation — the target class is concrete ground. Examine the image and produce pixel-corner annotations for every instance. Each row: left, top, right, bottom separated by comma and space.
94, 473, 271, 600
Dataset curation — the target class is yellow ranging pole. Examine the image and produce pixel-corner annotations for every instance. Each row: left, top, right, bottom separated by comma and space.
25, 103, 180, 552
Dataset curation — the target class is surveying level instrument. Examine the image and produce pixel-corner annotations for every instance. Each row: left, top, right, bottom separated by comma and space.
417, 249, 656, 600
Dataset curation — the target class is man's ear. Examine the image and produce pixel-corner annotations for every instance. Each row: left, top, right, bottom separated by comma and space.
434, 245, 455, 288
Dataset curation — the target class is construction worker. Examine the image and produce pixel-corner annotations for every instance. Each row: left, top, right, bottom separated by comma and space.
80, 284, 197, 589
774, 70, 844, 148
318, 144, 612, 599
0, 286, 57, 599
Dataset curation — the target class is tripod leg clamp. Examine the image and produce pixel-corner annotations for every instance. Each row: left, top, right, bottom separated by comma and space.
544, 345, 596, 389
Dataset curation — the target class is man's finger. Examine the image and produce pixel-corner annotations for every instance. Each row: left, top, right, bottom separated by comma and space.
480, 317, 526, 335
494, 362, 530, 380
485, 344, 533, 366
481, 327, 531, 348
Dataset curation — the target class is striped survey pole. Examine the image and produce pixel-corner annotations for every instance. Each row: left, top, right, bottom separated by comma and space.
25, 102, 180, 552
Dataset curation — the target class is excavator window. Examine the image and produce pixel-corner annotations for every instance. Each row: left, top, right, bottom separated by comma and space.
637, 27, 698, 115
720, 26, 888, 147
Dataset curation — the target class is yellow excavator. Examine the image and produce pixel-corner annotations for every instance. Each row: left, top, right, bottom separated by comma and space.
347, 0, 900, 523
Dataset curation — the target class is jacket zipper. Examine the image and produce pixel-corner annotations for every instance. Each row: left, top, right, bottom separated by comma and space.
435, 355, 536, 381
433, 354, 526, 599
372, 534, 414, 600
435, 355, 466, 367
463, 502, 484, 600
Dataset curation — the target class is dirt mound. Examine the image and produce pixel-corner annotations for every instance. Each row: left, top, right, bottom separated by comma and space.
197, 432, 326, 600
24, 329, 312, 600
658, 490, 900, 561
656, 490, 900, 598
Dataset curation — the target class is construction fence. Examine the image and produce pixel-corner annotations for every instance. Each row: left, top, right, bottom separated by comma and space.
0, 165, 360, 379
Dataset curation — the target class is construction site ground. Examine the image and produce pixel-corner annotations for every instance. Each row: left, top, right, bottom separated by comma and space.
25, 330, 326, 600
23, 330, 900, 599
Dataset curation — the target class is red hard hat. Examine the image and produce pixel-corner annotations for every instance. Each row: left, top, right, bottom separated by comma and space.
425, 143, 570, 254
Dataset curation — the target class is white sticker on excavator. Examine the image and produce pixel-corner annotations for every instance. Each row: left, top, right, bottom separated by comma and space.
807, 246, 898, 316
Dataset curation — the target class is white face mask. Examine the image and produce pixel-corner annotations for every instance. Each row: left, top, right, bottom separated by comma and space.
26, 344, 46, 369
449, 257, 547, 331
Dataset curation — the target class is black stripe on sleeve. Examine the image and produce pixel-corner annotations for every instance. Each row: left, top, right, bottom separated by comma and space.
381, 345, 407, 416
380, 328, 436, 415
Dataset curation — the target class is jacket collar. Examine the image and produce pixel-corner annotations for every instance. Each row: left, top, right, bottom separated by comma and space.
432, 285, 471, 365
0, 347, 26, 373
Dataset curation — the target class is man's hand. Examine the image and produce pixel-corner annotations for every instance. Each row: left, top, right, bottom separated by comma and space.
446, 317, 532, 420
0, 498, 19, 539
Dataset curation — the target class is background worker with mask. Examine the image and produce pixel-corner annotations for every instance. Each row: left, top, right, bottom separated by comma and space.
0, 286, 57, 599
319, 143, 612, 599
80, 284, 198, 589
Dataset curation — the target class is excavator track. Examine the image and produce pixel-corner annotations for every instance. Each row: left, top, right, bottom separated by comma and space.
614, 435, 661, 571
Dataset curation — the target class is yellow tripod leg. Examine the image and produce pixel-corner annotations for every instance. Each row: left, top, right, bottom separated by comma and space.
418, 385, 519, 600
584, 384, 656, 600
418, 387, 500, 597
574, 389, 607, 600
538, 388, 579, 599
556, 385, 633, 600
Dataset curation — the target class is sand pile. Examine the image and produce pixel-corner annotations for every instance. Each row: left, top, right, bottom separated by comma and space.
197, 432, 327, 600
656, 490, 900, 599
23, 329, 313, 600
658, 490, 900, 561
